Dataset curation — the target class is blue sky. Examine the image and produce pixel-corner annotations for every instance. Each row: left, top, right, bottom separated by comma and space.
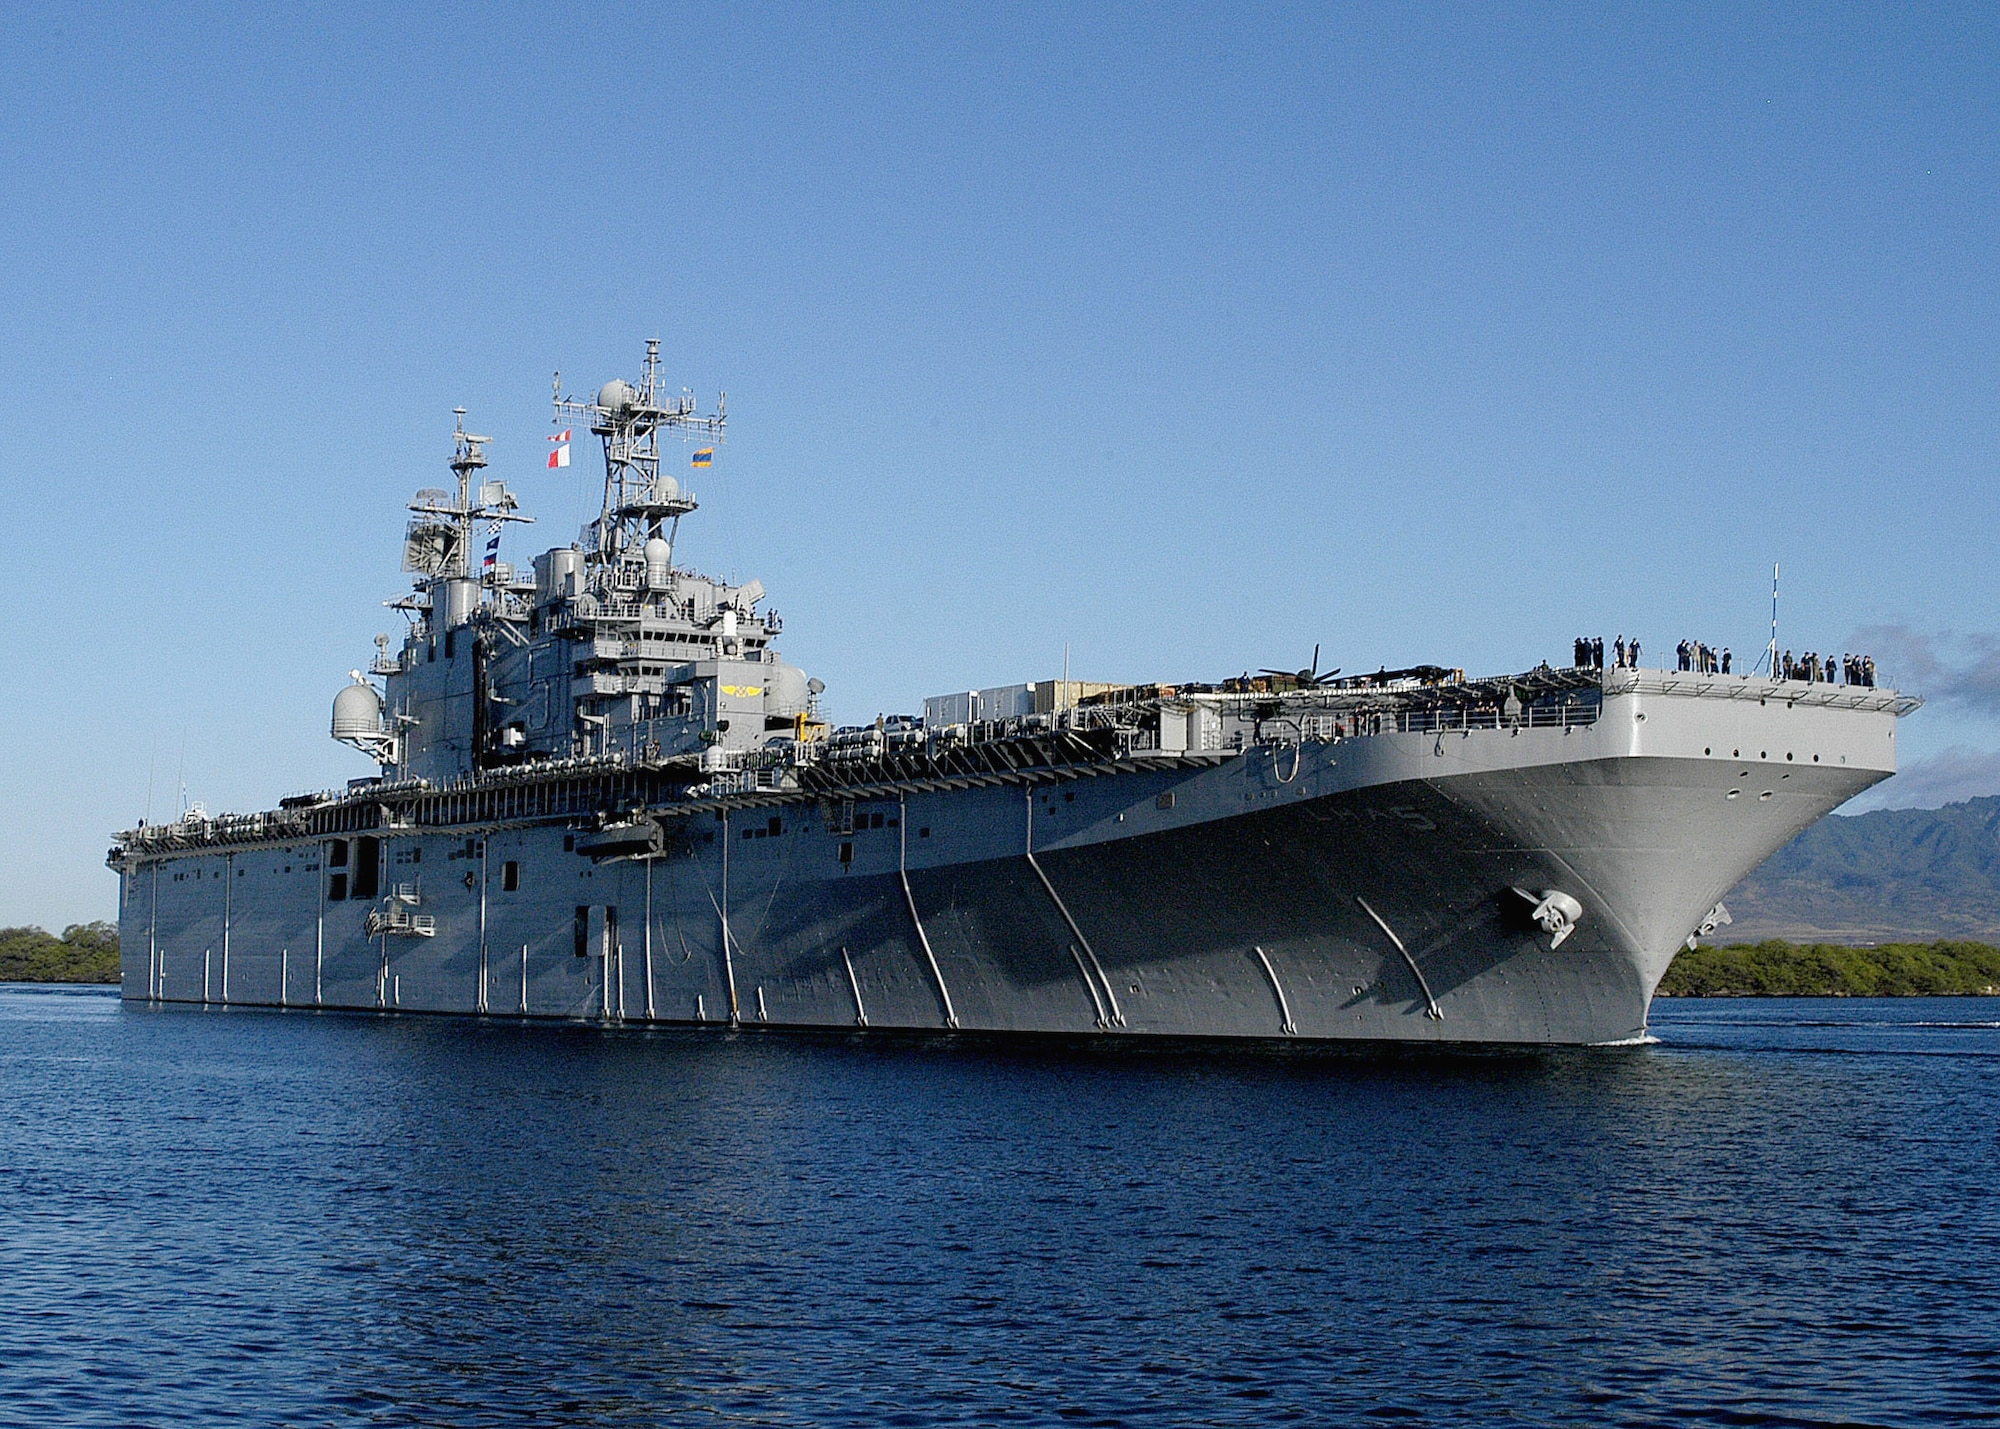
3, 3, 1997, 927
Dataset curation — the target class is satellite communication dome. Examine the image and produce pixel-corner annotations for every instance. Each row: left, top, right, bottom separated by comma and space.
597, 378, 638, 413
331, 676, 384, 741
643, 535, 674, 591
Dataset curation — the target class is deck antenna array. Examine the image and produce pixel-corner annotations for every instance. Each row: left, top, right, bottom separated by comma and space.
552, 339, 725, 570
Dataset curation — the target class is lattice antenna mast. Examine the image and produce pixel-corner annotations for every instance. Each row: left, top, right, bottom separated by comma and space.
553, 339, 725, 569
401, 408, 532, 583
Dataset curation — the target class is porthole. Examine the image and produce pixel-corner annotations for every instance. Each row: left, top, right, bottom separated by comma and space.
1704, 747, 1711, 755
1726, 790, 1740, 800
1759, 791, 1773, 801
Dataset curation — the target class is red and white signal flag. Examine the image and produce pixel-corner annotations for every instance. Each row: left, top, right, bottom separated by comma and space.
547, 429, 571, 469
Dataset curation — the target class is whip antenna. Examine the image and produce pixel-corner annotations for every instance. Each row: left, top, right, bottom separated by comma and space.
1766, 562, 1779, 676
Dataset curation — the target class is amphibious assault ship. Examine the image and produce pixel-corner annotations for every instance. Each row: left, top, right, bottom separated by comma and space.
110, 346, 1920, 1044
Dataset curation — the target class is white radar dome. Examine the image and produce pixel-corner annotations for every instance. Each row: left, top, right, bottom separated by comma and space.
644, 535, 674, 590
597, 378, 638, 413
331, 675, 384, 740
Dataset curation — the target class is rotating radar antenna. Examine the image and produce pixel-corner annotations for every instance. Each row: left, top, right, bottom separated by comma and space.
401, 408, 535, 580
552, 339, 725, 569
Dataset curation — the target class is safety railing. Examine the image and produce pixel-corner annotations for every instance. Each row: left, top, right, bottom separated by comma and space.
1396, 699, 1600, 735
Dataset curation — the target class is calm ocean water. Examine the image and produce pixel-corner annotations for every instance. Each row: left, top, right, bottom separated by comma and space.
2, 987, 1996, 1426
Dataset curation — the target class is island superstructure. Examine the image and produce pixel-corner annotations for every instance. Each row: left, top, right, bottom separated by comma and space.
109, 346, 1920, 1044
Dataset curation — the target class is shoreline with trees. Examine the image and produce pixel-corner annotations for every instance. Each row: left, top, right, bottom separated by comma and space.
1657, 940, 2000, 997
0, 924, 121, 983
5, 925, 1999, 999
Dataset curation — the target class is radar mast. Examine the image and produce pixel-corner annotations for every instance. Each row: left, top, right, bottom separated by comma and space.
401, 409, 533, 581
553, 339, 725, 570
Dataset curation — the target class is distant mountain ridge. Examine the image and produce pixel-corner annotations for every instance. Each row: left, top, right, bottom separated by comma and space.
1720, 796, 2000, 943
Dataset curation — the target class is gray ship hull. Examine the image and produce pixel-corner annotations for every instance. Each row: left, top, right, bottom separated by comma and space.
115, 675, 1897, 1046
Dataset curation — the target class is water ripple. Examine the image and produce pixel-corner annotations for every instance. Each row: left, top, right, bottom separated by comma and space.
1, 987, 1996, 1425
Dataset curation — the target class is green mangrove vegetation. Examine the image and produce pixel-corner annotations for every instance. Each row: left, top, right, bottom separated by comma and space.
1660, 940, 2000, 997
7, 924, 2000, 996
0, 923, 120, 983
